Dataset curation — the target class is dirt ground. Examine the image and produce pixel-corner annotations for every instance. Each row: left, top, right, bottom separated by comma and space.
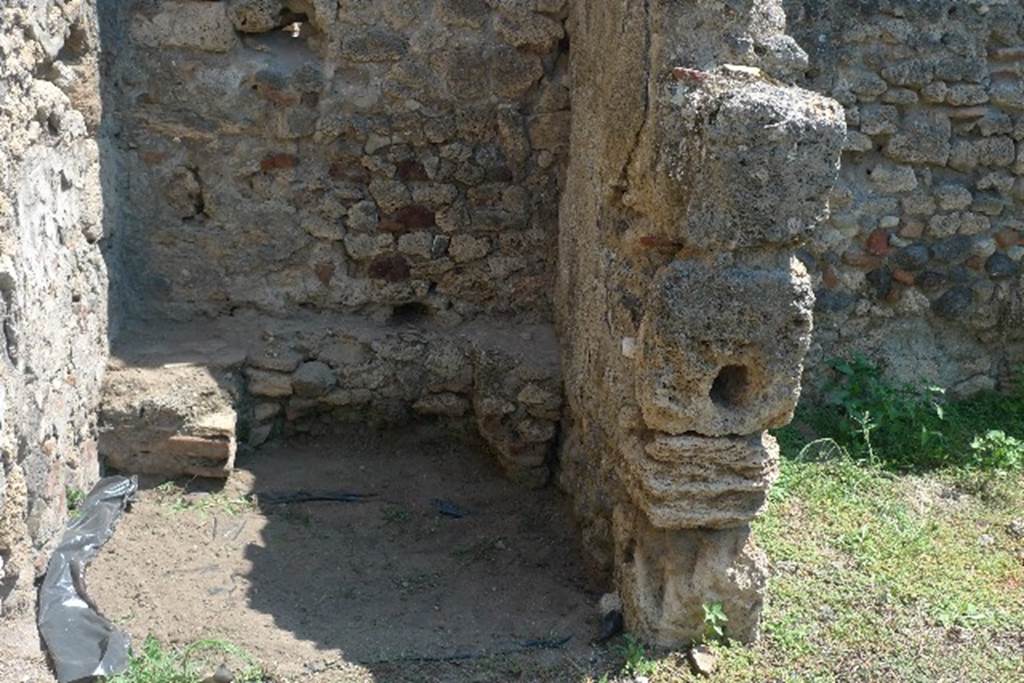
89, 425, 622, 682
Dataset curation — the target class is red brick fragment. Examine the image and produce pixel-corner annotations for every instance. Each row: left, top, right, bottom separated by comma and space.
995, 229, 1021, 248
892, 268, 915, 285
822, 264, 840, 289
672, 67, 707, 83
842, 246, 882, 269
378, 218, 405, 233
866, 228, 891, 256
314, 262, 335, 286
328, 160, 369, 182
261, 153, 298, 172
384, 205, 435, 231
139, 150, 168, 166
396, 160, 429, 182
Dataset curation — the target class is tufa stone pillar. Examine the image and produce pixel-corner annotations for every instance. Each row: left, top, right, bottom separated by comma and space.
556, 0, 845, 645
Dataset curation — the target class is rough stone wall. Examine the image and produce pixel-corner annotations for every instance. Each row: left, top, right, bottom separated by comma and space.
556, 0, 843, 644
108, 0, 569, 323
786, 0, 1024, 394
95, 0, 571, 486
0, 0, 109, 619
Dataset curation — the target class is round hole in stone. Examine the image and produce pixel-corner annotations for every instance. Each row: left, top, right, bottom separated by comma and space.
709, 364, 751, 408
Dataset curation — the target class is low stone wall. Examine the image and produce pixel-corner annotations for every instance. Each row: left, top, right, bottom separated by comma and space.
1, 0, 110, 620
100, 314, 562, 486
787, 0, 1024, 394
241, 318, 563, 486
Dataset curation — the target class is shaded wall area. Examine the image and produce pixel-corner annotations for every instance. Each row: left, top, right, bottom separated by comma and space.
786, 0, 1024, 394
1, 0, 113, 625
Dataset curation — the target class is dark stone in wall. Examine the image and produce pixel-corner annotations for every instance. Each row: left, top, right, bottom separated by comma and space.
932, 286, 974, 320
986, 252, 1020, 279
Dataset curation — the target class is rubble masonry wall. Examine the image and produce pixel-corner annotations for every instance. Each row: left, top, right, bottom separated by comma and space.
787, 0, 1024, 395
1, 0, 111, 619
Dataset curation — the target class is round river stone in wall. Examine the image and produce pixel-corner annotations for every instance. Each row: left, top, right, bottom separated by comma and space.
291, 361, 336, 398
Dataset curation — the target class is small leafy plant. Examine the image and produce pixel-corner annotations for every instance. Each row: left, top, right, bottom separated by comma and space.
66, 486, 85, 516
108, 636, 264, 683
154, 481, 254, 516
616, 634, 658, 677
789, 356, 1024, 474
702, 601, 729, 643
818, 355, 946, 468
969, 430, 1024, 471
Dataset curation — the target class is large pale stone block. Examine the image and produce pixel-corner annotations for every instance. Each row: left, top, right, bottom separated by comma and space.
99, 364, 238, 478
673, 74, 845, 249
614, 505, 768, 645
679, 78, 839, 248
636, 259, 814, 436
629, 70, 844, 250
621, 432, 779, 529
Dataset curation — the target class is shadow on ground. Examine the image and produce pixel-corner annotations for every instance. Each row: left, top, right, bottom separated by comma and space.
90, 425, 620, 681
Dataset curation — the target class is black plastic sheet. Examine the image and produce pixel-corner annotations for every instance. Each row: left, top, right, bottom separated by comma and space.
38, 475, 137, 683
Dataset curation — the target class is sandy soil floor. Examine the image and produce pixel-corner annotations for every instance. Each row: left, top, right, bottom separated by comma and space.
89, 425, 621, 682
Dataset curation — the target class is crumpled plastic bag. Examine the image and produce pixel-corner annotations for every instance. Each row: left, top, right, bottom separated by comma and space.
38, 475, 137, 683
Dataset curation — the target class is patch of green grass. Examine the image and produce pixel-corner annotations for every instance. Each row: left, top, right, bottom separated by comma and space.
108, 636, 265, 683
153, 481, 254, 516
780, 356, 1024, 474
630, 456, 1024, 682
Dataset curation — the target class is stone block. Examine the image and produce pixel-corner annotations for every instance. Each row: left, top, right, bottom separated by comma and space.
413, 392, 470, 417
884, 110, 951, 165
227, 0, 284, 33
291, 361, 336, 397
130, 2, 238, 53
649, 73, 845, 250
488, 46, 543, 99
495, 9, 564, 53
621, 433, 780, 529
614, 506, 767, 646
247, 346, 303, 372
434, 0, 490, 28
636, 259, 814, 436
99, 364, 238, 478
470, 332, 561, 487
245, 368, 293, 397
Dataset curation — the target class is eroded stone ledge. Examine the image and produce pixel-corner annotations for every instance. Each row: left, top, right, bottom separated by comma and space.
99, 313, 562, 487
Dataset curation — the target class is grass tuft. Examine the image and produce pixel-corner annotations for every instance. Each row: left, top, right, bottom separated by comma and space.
107, 636, 265, 683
